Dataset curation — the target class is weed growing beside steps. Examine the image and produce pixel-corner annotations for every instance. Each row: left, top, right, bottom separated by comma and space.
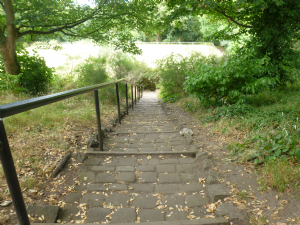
169, 85, 300, 193
258, 158, 300, 192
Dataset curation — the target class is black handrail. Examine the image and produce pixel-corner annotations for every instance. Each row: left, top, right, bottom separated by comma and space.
0, 78, 143, 225
0, 79, 127, 118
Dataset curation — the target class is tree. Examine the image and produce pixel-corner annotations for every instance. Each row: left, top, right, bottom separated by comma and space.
165, 0, 300, 82
145, 2, 171, 42
167, 15, 203, 42
0, 0, 154, 75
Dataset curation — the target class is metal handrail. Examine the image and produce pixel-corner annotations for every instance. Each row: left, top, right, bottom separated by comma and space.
0, 79, 132, 118
135, 41, 215, 46
0, 78, 143, 225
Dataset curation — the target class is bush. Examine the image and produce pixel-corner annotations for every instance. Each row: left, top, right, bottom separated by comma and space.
184, 46, 277, 105
18, 50, 54, 95
109, 51, 135, 79
75, 50, 154, 104
156, 53, 213, 101
76, 56, 108, 87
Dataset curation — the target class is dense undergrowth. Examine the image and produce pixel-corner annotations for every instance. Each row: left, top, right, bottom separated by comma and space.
156, 43, 300, 193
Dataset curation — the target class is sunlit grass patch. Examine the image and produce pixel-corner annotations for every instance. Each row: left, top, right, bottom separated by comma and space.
258, 158, 300, 192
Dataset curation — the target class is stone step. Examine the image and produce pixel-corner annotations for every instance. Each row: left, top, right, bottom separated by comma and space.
86, 150, 197, 157
33, 218, 229, 225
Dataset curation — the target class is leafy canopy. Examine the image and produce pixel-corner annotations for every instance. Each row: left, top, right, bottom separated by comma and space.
0, 0, 155, 54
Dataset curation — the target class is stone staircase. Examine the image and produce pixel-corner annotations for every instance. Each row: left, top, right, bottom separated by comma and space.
29, 91, 249, 225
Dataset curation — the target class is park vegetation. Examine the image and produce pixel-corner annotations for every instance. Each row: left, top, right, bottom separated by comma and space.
157, 0, 300, 192
0, 2, 300, 217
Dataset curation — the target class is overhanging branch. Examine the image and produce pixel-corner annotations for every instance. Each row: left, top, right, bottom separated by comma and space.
214, 4, 253, 29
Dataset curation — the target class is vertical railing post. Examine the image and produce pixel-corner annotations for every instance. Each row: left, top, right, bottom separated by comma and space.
135, 85, 137, 105
125, 83, 128, 115
131, 84, 134, 110
0, 119, 30, 225
116, 83, 121, 124
94, 90, 103, 151
142, 86, 144, 98
139, 86, 141, 100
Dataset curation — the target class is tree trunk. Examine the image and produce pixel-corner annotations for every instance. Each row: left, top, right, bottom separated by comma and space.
0, 39, 20, 75
178, 36, 181, 43
1, 0, 20, 75
156, 33, 160, 43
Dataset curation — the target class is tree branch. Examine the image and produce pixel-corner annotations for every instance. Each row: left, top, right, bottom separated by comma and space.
0, 0, 4, 11
214, 5, 253, 28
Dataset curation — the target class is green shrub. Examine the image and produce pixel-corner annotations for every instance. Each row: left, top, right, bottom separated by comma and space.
76, 56, 108, 87
136, 70, 158, 91
156, 53, 212, 101
184, 47, 277, 105
138, 77, 156, 91
109, 51, 135, 79
0, 73, 23, 93
18, 50, 54, 95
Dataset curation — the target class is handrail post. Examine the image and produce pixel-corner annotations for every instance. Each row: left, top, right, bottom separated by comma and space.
0, 119, 30, 225
94, 90, 103, 151
142, 86, 144, 98
131, 84, 134, 110
135, 85, 137, 105
125, 83, 128, 115
116, 83, 121, 124
139, 86, 141, 100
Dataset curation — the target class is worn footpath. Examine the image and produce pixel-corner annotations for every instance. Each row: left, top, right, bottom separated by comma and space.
49, 91, 250, 224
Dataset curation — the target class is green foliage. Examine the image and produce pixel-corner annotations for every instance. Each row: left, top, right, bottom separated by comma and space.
75, 48, 153, 103
184, 46, 278, 105
166, 0, 300, 83
51, 73, 77, 93
76, 56, 108, 87
203, 104, 255, 123
138, 76, 157, 91
156, 53, 210, 101
17, 50, 54, 95
184, 101, 200, 112
0, 47, 55, 95
223, 87, 300, 165
109, 51, 136, 80
258, 158, 300, 192
167, 15, 203, 42
161, 93, 181, 103
0, 57, 22, 92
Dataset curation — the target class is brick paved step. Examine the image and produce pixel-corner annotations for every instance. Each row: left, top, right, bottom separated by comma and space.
59, 154, 230, 223
86, 151, 197, 157
34, 218, 229, 225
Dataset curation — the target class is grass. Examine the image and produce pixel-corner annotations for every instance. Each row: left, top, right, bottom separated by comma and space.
237, 190, 249, 201
250, 216, 269, 225
172, 81, 300, 193
258, 158, 300, 192
0, 90, 119, 195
